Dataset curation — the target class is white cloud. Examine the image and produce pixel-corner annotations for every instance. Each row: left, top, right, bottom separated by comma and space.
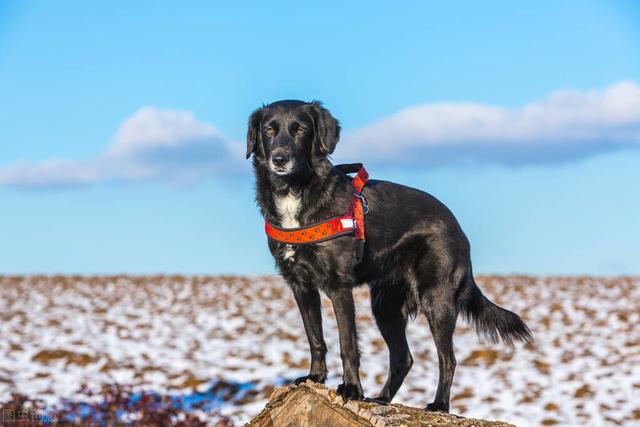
2, 82, 640, 189
106, 107, 222, 158
103, 107, 236, 181
0, 159, 100, 188
0, 107, 239, 188
340, 81, 640, 165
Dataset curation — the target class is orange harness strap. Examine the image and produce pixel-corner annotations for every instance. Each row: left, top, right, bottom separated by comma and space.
265, 164, 369, 246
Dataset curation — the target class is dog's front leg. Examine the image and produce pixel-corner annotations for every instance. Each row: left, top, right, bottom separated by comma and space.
291, 284, 328, 385
329, 287, 364, 400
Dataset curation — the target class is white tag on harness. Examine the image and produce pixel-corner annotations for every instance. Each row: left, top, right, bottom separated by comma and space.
340, 218, 355, 229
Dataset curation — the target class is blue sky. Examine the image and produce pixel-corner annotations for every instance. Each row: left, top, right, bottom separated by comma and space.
1, 1, 639, 275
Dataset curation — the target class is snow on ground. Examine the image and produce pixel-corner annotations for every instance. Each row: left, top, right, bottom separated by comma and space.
0, 275, 638, 426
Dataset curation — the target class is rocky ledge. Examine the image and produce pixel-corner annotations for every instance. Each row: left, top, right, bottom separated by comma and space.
248, 381, 514, 427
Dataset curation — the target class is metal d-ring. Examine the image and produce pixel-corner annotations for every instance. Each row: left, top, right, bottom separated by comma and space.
354, 193, 369, 214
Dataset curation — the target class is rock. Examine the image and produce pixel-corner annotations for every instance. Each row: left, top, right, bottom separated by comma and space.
387, 413, 411, 422
371, 406, 396, 416
247, 382, 515, 426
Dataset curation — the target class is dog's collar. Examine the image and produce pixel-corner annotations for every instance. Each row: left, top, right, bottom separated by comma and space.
264, 164, 369, 245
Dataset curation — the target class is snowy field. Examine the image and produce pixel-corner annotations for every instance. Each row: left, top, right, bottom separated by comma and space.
0, 275, 638, 426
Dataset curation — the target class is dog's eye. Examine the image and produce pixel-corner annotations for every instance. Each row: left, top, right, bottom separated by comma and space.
264, 127, 274, 137
296, 127, 306, 136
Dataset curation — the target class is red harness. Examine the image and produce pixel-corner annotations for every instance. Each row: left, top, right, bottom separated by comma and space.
265, 164, 369, 246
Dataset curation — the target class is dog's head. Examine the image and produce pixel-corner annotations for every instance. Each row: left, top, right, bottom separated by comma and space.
246, 100, 340, 176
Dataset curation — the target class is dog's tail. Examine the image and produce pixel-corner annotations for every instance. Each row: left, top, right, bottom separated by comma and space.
459, 279, 533, 346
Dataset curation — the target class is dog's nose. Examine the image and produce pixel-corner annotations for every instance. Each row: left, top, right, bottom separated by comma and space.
272, 153, 290, 167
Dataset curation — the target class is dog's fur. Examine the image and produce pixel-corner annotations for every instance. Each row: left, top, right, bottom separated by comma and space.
247, 100, 532, 411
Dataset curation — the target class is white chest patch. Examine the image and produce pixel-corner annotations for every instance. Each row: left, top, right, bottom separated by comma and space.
275, 193, 301, 261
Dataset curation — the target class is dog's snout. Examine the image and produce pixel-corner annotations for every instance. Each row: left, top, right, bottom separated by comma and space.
271, 152, 290, 167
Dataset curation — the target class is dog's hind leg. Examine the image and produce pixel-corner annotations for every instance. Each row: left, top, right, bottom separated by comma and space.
422, 288, 458, 412
370, 280, 413, 403
290, 284, 328, 384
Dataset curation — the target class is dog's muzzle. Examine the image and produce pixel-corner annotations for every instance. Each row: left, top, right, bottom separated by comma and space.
269, 152, 296, 175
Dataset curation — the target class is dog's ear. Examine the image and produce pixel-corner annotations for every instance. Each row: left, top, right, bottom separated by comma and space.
246, 107, 265, 159
307, 101, 341, 156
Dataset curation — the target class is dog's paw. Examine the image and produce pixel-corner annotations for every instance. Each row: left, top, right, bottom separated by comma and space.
336, 382, 364, 401
363, 396, 389, 405
425, 401, 450, 413
292, 374, 325, 385
364, 395, 391, 405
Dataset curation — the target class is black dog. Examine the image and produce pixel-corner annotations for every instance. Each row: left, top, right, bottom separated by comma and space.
246, 100, 532, 412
